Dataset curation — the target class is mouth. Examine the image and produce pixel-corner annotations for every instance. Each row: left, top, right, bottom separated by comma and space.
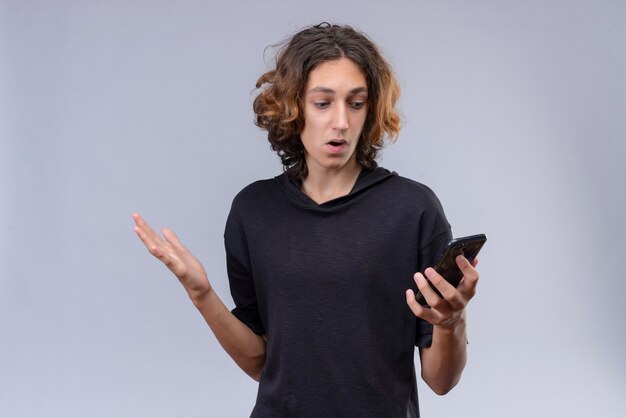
326, 140, 347, 154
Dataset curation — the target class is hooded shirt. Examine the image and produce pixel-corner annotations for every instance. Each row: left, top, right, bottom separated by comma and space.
225, 167, 452, 418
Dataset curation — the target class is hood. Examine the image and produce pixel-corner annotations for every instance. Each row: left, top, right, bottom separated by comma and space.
275, 167, 396, 213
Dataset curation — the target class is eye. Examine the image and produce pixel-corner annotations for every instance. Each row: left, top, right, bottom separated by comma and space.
313, 101, 330, 109
350, 101, 366, 110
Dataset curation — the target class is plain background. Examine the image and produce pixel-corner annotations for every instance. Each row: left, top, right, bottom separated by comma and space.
1, 0, 625, 417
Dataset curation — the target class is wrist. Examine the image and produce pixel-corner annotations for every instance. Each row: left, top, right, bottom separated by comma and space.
188, 285, 214, 308
434, 309, 467, 336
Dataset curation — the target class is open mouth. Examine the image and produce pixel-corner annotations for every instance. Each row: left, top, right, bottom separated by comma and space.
326, 140, 347, 154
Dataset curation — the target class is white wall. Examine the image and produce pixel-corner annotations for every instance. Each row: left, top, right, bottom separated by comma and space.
1, 0, 624, 417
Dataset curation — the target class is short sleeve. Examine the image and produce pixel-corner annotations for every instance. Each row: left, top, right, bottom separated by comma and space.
414, 189, 453, 348
224, 199, 266, 336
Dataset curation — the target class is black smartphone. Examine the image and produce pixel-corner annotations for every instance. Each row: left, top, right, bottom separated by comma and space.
416, 234, 487, 306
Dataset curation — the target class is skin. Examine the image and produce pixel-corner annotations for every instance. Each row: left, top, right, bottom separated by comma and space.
133, 57, 480, 394
407, 257, 480, 394
132, 213, 266, 381
298, 58, 368, 204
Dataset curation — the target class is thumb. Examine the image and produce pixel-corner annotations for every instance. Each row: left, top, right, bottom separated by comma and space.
162, 227, 185, 249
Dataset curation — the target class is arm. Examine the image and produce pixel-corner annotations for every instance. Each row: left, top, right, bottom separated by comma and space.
132, 213, 266, 381
406, 255, 479, 395
191, 287, 266, 381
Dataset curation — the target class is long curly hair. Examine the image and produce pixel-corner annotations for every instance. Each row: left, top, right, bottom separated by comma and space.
253, 23, 401, 180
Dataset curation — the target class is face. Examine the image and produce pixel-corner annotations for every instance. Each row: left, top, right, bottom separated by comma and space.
300, 58, 368, 174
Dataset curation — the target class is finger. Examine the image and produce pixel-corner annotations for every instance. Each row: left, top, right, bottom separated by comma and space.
149, 241, 186, 274
134, 226, 164, 254
132, 212, 150, 231
132, 212, 143, 225
133, 222, 158, 250
132, 215, 188, 276
162, 227, 185, 250
426, 268, 467, 311
145, 237, 165, 259
423, 267, 466, 310
456, 255, 479, 284
132, 215, 169, 256
406, 289, 438, 324
414, 272, 446, 311
133, 224, 150, 245
456, 255, 479, 300
133, 213, 166, 245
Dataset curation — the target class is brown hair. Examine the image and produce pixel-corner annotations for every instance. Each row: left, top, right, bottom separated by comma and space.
253, 23, 402, 180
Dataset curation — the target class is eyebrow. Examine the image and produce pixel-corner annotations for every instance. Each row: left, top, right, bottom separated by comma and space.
307, 86, 368, 95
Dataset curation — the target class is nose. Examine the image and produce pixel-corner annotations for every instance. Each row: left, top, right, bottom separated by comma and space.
333, 103, 349, 131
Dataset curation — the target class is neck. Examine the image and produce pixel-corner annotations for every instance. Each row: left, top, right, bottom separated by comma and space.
300, 160, 363, 205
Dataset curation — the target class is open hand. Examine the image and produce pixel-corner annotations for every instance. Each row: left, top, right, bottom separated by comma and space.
132, 213, 211, 301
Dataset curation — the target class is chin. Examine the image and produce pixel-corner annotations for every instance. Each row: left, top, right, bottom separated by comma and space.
322, 157, 352, 170
307, 151, 358, 172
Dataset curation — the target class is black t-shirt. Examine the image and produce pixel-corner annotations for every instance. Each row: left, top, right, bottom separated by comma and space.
225, 167, 452, 418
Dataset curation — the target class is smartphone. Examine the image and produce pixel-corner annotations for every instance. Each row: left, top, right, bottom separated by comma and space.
416, 234, 487, 306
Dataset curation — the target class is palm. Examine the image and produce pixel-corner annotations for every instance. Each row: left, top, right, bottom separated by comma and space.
133, 213, 210, 298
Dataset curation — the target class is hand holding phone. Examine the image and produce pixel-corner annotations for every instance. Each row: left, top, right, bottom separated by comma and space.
415, 234, 487, 306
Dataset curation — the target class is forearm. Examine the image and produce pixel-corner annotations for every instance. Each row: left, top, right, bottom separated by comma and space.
132, 214, 266, 380
418, 310, 468, 395
190, 288, 266, 381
